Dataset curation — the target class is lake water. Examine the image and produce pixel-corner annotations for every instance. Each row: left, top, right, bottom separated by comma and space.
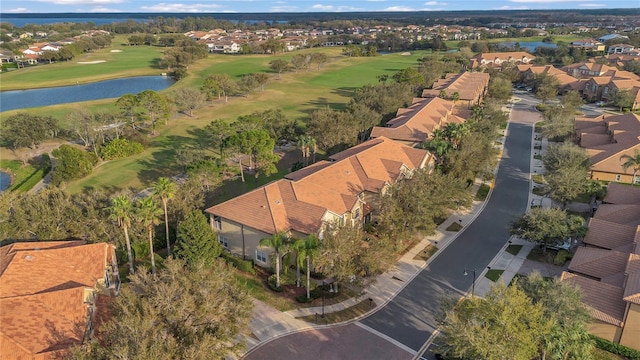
0, 171, 10, 192
0, 76, 175, 112
499, 41, 558, 52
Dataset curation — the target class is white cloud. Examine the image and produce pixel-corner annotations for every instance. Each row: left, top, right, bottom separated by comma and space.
510, 0, 587, 3
579, 2, 605, 6
311, 4, 334, 10
424, 1, 447, 5
140, 2, 223, 12
496, 5, 530, 9
384, 5, 414, 11
270, 5, 298, 11
35, 0, 124, 4
87, 6, 122, 12
5, 7, 29, 12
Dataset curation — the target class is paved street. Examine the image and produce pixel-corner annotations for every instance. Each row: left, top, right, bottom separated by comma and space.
244, 101, 543, 360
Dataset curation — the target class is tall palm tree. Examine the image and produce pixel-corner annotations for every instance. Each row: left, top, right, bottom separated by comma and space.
109, 195, 135, 275
297, 135, 310, 166
136, 197, 163, 275
259, 231, 290, 288
294, 235, 320, 299
620, 150, 640, 184
309, 137, 318, 164
152, 177, 176, 257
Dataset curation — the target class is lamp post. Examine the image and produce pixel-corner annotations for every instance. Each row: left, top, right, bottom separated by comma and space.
463, 268, 476, 297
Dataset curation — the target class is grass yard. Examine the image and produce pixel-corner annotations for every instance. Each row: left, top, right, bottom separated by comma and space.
413, 244, 438, 261
445, 222, 463, 232
506, 244, 523, 256
485, 269, 504, 282
0, 156, 50, 192
4, 45, 437, 193
475, 183, 491, 201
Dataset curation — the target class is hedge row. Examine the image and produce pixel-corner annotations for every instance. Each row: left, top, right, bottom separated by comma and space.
220, 252, 255, 274
591, 335, 640, 360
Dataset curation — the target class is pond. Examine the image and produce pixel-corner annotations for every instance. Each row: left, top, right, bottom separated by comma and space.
499, 41, 558, 53
0, 76, 175, 112
0, 171, 11, 193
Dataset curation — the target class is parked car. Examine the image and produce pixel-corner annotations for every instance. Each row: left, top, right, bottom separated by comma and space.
546, 239, 572, 251
595, 101, 606, 107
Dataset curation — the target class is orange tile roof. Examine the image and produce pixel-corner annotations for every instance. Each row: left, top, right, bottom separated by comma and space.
579, 114, 640, 175
593, 204, 640, 227
421, 72, 490, 102
561, 272, 626, 326
0, 287, 87, 359
370, 97, 455, 143
0, 241, 116, 359
0, 242, 111, 298
207, 137, 429, 235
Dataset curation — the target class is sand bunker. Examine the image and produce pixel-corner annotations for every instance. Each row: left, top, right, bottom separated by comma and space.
110, 49, 123, 52
401, 52, 411, 56
77, 60, 106, 64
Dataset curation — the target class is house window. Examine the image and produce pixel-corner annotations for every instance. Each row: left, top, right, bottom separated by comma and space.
218, 235, 229, 249
615, 174, 621, 182
256, 250, 267, 263
354, 208, 360, 220
213, 216, 222, 231
635, 177, 640, 184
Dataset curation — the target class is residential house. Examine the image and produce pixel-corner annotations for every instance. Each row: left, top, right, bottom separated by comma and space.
608, 44, 636, 55
570, 39, 606, 53
0, 241, 119, 359
601, 79, 640, 107
520, 64, 579, 89
598, 34, 629, 42
575, 113, 640, 183
469, 51, 536, 69
561, 182, 640, 351
420, 72, 490, 108
205, 137, 432, 267
562, 62, 616, 79
370, 97, 464, 147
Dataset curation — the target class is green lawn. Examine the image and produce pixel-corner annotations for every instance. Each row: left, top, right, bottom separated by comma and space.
485, 269, 504, 282
506, 244, 523, 256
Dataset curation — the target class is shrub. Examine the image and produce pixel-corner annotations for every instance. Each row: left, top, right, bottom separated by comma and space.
100, 138, 144, 160
295, 294, 313, 303
267, 274, 283, 292
554, 249, 573, 265
51, 145, 96, 185
220, 252, 255, 274
591, 335, 640, 360
475, 183, 491, 201
131, 241, 150, 260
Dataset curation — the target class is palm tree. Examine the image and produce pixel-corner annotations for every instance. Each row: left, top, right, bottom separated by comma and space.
152, 177, 176, 257
109, 195, 136, 275
294, 235, 320, 299
309, 137, 318, 164
620, 150, 640, 184
259, 231, 290, 288
136, 197, 163, 275
297, 135, 310, 166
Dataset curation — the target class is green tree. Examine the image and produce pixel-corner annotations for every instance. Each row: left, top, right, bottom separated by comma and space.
51, 145, 97, 186
543, 142, 590, 174
2, 113, 58, 150
310, 52, 329, 70
620, 149, 640, 184
293, 234, 319, 299
136, 90, 169, 134
201, 73, 238, 103
516, 272, 594, 360
72, 258, 253, 359
175, 211, 221, 268
136, 197, 163, 274
545, 166, 589, 208
487, 76, 513, 102
439, 282, 551, 360
510, 207, 583, 252
203, 119, 234, 159
109, 194, 136, 275
392, 67, 425, 92
259, 231, 291, 288
269, 59, 290, 79
535, 74, 560, 104
115, 93, 139, 130
541, 105, 574, 140
152, 177, 176, 257
612, 89, 634, 111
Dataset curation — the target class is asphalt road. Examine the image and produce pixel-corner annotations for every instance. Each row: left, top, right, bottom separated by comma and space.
244, 103, 540, 360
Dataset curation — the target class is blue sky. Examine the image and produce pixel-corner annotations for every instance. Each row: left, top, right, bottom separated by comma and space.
1, 0, 637, 14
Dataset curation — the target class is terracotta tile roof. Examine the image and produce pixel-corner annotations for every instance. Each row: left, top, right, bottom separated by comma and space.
593, 204, 640, 227
623, 266, 640, 305
603, 182, 640, 204
420, 72, 490, 102
0, 241, 117, 359
583, 218, 636, 250
370, 97, 455, 143
568, 247, 628, 286
0, 287, 88, 359
207, 137, 429, 235
561, 272, 626, 326
0, 242, 111, 299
